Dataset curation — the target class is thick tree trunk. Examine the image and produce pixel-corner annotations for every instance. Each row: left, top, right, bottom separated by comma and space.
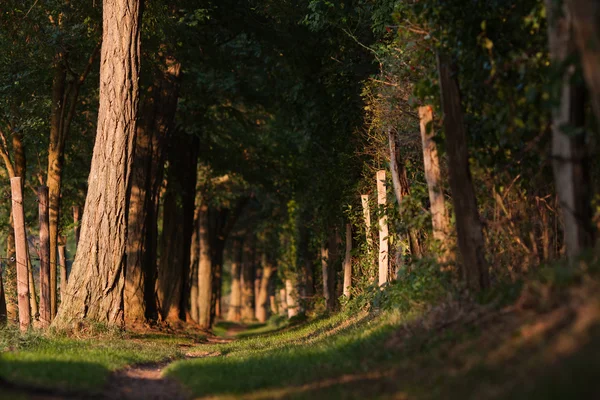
156, 132, 199, 323
437, 52, 489, 292
546, 0, 595, 260
197, 204, 212, 329
5, 217, 17, 322
388, 129, 422, 258
11, 178, 30, 331
241, 236, 256, 321
38, 186, 51, 328
125, 58, 181, 325
418, 106, 452, 263
226, 238, 243, 322
342, 223, 352, 298
52, 0, 142, 329
376, 170, 389, 286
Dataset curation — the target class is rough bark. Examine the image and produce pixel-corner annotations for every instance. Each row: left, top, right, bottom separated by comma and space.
342, 223, 352, 298
437, 52, 489, 292
197, 204, 212, 329
546, 0, 595, 260
11, 178, 30, 331
418, 106, 452, 263
226, 238, 243, 322
38, 186, 51, 328
125, 57, 181, 324
377, 170, 389, 286
156, 132, 199, 322
52, 0, 142, 329
388, 129, 422, 258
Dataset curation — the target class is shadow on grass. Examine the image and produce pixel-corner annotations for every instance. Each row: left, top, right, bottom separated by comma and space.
0, 359, 109, 394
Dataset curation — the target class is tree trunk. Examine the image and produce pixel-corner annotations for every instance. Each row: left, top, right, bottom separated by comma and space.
11, 178, 30, 331
27, 255, 38, 321
52, 0, 142, 328
197, 204, 212, 329
342, 223, 352, 298
189, 195, 201, 322
321, 243, 330, 307
360, 195, 374, 256
226, 238, 243, 322
437, 52, 489, 292
376, 170, 389, 286
0, 273, 6, 324
254, 265, 262, 318
58, 243, 67, 302
297, 211, 314, 298
279, 288, 287, 316
388, 129, 422, 258
568, 0, 600, 125
241, 236, 256, 321
38, 186, 51, 328
256, 256, 275, 323
156, 132, 199, 323
285, 279, 298, 318
418, 105, 452, 263
5, 216, 17, 322
125, 58, 181, 325
546, 0, 595, 260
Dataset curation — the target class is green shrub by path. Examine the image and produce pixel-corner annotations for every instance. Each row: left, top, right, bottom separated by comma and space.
0, 328, 184, 392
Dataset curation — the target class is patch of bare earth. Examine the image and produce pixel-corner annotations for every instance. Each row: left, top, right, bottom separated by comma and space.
102, 360, 191, 400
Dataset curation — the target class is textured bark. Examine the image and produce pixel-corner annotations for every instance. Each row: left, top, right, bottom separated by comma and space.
241, 236, 256, 321
419, 106, 452, 263
38, 187, 51, 328
5, 217, 17, 321
546, 0, 595, 260
226, 238, 243, 322
568, 0, 600, 125
256, 261, 275, 323
437, 52, 489, 292
11, 178, 30, 331
197, 205, 212, 329
52, 0, 142, 328
156, 132, 199, 322
388, 129, 422, 258
342, 223, 352, 298
125, 57, 181, 324
376, 170, 389, 286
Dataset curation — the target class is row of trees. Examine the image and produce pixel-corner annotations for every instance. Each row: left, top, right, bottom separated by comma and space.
1, 0, 600, 331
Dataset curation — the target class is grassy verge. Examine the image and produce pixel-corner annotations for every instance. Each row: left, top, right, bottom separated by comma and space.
0, 328, 187, 392
166, 268, 600, 399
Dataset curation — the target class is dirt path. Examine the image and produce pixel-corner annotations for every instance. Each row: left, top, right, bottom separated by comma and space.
101, 360, 191, 400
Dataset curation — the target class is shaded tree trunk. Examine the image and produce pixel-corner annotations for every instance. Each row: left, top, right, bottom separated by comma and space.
437, 52, 489, 292
546, 0, 595, 260
297, 210, 314, 298
156, 132, 199, 322
125, 56, 181, 325
52, 0, 142, 328
419, 105, 452, 263
226, 238, 243, 322
5, 217, 17, 322
241, 235, 256, 321
38, 186, 51, 328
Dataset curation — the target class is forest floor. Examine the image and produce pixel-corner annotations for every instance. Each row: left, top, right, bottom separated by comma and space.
2, 267, 600, 399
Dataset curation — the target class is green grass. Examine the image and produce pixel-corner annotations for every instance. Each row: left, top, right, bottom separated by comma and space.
0, 327, 184, 392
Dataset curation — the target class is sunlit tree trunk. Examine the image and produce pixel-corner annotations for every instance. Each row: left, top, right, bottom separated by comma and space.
256, 255, 275, 323
376, 170, 389, 286
226, 238, 243, 322
52, 0, 142, 329
342, 223, 352, 298
11, 178, 30, 331
189, 193, 202, 322
285, 279, 298, 318
5, 217, 17, 322
419, 106, 452, 263
546, 0, 595, 260
38, 187, 51, 328
197, 204, 212, 329
437, 52, 489, 292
